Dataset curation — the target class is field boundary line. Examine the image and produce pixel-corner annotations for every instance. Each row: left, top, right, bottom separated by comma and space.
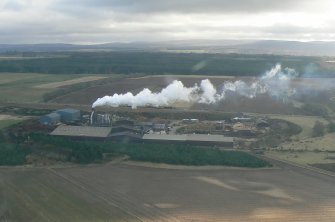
264, 154, 335, 178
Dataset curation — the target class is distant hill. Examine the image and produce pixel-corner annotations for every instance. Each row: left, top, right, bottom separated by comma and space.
0, 40, 335, 56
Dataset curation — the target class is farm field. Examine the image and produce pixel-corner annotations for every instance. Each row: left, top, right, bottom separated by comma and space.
0, 114, 27, 129
52, 75, 238, 105
1, 162, 335, 222
50, 74, 335, 115
0, 73, 118, 103
52, 75, 332, 115
0, 168, 137, 222
34, 76, 108, 89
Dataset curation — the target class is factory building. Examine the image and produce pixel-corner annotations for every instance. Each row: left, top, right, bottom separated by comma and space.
39, 112, 61, 125
55, 108, 81, 123
142, 134, 234, 148
109, 132, 142, 143
40, 108, 81, 125
50, 125, 112, 140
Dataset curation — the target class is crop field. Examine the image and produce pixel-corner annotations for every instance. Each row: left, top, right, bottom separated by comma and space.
1, 163, 335, 222
0, 73, 117, 103
0, 168, 137, 222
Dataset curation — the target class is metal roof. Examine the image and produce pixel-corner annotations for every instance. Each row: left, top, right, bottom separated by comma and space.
46, 112, 60, 118
143, 134, 234, 143
50, 125, 112, 138
56, 108, 80, 114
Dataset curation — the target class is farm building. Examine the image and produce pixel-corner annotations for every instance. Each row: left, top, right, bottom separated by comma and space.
39, 112, 60, 125
55, 108, 81, 123
143, 134, 234, 148
50, 125, 112, 140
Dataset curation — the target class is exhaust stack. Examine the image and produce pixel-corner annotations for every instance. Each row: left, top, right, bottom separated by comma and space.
90, 108, 95, 125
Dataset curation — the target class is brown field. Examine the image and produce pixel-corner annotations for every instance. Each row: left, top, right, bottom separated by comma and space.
0, 73, 117, 103
312, 163, 335, 172
52, 75, 235, 105
35, 76, 108, 89
51, 75, 332, 115
1, 161, 335, 222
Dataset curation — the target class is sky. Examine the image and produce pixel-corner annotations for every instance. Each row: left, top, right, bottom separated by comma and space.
0, 0, 335, 44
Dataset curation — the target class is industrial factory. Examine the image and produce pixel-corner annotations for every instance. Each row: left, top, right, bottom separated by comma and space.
39, 107, 253, 148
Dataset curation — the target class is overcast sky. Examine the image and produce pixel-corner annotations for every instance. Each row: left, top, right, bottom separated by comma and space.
0, 0, 335, 44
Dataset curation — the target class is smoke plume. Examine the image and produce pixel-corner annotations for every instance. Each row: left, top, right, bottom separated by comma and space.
92, 64, 298, 108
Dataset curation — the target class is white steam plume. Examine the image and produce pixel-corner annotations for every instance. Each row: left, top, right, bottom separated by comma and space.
92, 64, 298, 108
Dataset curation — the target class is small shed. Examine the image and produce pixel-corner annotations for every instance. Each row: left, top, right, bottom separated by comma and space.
39, 113, 61, 125
56, 108, 80, 123
50, 125, 112, 140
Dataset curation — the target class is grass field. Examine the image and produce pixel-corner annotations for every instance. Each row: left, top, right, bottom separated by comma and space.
0, 73, 119, 103
0, 114, 26, 129
2, 162, 335, 222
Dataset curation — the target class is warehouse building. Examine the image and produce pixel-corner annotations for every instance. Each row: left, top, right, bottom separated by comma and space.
40, 108, 81, 125
50, 125, 112, 140
55, 108, 81, 123
143, 134, 234, 148
109, 132, 142, 143
39, 112, 60, 125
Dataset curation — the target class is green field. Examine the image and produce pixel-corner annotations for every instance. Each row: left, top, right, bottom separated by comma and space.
0, 119, 23, 129
0, 73, 120, 103
0, 52, 334, 76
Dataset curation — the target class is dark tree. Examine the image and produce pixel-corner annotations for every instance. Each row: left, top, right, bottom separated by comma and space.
312, 121, 325, 137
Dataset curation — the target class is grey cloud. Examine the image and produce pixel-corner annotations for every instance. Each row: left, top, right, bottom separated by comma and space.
54, 0, 316, 14
0, 0, 334, 44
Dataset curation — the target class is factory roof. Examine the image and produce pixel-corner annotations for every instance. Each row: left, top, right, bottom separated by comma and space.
45, 112, 60, 118
56, 108, 80, 114
143, 134, 234, 143
50, 125, 112, 138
